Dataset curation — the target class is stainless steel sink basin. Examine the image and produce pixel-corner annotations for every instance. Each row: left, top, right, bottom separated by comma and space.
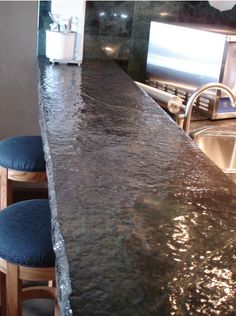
190, 126, 236, 176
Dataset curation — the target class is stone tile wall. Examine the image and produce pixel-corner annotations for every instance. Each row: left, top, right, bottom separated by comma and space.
38, 1, 236, 81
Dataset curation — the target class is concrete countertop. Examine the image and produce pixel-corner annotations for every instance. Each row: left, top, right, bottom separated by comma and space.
38, 58, 236, 316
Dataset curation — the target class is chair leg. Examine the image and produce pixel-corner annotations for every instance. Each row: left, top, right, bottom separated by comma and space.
6, 263, 21, 316
0, 167, 12, 210
48, 280, 60, 315
54, 301, 60, 316
0, 272, 6, 316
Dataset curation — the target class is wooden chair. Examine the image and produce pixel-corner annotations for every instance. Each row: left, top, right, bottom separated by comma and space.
0, 136, 47, 209
0, 199, 59, 316
0, 260, 59, 316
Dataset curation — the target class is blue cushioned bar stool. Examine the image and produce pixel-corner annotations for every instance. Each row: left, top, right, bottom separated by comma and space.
0, 136, 47, 209
0, 199, 59, 316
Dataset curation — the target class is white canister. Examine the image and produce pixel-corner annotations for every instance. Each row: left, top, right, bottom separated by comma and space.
46, 30, 76, 60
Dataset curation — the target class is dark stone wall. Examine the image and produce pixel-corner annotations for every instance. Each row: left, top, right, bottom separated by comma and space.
127, 1, 236, 81
37, 1, 51, 57
38, 1, 236, 81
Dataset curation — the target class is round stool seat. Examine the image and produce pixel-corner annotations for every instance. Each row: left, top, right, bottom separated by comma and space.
0, 136, 46, 172
0, 199, 55, 267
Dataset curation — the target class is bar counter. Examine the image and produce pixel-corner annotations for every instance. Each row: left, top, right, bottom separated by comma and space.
38, 58, 236, 316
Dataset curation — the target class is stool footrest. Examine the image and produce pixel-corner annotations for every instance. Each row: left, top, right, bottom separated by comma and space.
22, 286, 56, 301
8, 169, 47, 182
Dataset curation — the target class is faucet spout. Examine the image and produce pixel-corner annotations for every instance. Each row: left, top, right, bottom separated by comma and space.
183, 83, 236, 134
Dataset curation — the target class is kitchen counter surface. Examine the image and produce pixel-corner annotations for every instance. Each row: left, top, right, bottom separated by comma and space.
190, 117, 236, 131
38, 58, 236, 316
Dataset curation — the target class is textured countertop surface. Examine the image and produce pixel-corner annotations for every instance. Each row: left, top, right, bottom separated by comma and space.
38, 58, 236, 316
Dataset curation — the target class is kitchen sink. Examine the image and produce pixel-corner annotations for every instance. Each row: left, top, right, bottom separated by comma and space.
190, 126, 236, 181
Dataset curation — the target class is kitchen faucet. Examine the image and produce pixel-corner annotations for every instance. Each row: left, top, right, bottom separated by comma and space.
183, 83, 236, 133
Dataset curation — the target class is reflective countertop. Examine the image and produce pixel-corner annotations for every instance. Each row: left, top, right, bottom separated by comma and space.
38, 58, 236, 316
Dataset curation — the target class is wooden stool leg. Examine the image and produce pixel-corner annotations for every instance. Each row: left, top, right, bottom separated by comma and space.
6, 263, 21, 316
0, 272, 6, 316
48, 280, 60, 315
0, 167, 12, 210
54, 301, 60, 316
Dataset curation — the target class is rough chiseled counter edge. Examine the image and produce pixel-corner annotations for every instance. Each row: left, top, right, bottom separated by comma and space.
38, 68, 72, 316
